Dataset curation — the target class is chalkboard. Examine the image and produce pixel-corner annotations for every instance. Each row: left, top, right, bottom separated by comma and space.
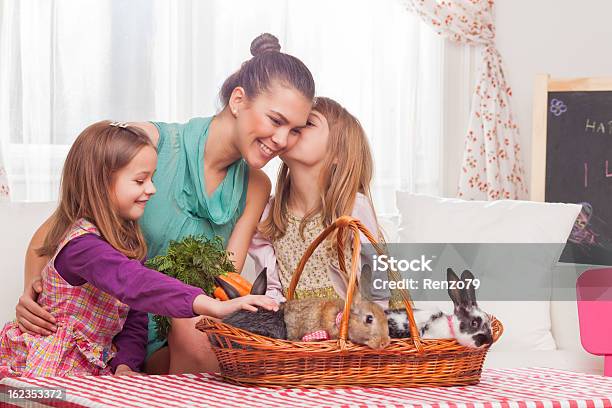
545, 91, 612, 265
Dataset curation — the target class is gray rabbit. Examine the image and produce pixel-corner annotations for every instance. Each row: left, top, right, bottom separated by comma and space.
220, 268, 287, 339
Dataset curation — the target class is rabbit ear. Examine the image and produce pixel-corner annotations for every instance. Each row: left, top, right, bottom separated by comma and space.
215, 276, 242, 299
352, 262, 370, 304
447, 268, 463, 307
460, 269, 477, 306
352, 290, 363, 303
250, 268, 268, 295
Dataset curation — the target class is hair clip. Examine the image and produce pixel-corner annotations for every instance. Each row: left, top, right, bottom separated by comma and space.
109, 121, 129, 128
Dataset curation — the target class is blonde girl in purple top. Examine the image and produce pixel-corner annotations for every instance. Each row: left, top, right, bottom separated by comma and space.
250, 97, 398, 308
0, 122, 277, 377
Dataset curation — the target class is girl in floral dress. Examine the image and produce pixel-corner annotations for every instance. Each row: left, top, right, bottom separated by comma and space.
250, 97, 401, 308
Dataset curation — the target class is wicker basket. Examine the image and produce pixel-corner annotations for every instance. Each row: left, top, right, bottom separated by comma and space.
197, 216, 503, 388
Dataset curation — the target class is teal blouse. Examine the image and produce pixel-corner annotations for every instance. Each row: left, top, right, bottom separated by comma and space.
141, 117, 249, 259
140, 117, 249, 357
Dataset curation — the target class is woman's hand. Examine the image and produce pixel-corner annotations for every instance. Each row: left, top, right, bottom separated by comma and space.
114, 364, 146, 376
15, 278, 57, 336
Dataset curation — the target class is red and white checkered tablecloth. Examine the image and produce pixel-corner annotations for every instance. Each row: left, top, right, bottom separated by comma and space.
1, 367, 611, 408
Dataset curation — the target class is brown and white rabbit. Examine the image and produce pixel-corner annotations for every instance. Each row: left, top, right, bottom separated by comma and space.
385, 268, 493, 348
283, 296, 390, 349
221, 269, 391, 349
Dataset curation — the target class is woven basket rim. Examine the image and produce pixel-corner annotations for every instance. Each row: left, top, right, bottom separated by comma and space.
197, 314, 503, 353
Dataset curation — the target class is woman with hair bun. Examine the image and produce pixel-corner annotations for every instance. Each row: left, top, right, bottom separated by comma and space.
16, 33, 315, 374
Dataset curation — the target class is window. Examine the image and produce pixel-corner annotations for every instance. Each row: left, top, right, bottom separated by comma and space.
0, 0, 447, 215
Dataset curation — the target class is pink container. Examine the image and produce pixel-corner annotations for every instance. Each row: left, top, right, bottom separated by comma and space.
576, 268, 612, 376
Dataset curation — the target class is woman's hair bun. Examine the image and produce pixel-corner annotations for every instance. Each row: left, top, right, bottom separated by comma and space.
250, 33, 281, 57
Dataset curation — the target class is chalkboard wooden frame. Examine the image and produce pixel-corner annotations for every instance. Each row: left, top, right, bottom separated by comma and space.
531, 74, 612, 201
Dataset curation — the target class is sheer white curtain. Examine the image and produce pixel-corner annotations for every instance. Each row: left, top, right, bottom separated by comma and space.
0, 0, 444, 216
0, 0, 156, 201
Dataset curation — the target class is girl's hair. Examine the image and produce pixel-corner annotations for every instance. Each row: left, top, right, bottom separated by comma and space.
260, 97, 385, 247
220, 33, 315, 106
37, 121, 155, 260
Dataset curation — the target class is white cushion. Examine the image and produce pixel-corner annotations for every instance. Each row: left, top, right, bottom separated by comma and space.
0, 202, 56, 323
395, 192, 581, 352
484, 349, 602, 374
396, 193, 581, 244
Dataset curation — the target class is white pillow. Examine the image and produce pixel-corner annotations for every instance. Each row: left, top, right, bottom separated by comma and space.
396, 193, 581, 244
395, 192, 581, 352
0, 202, 57, 323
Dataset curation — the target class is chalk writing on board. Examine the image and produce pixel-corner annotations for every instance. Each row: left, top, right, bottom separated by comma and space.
546, 91, 612, 265
584, 118, 612, 134
567, 202, 612, 259
569, 203, 597, 245
550, 98, 567, 117
582, 160, 612, 187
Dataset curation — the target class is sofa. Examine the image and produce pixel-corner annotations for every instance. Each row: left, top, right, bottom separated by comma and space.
0, 198, 603, 375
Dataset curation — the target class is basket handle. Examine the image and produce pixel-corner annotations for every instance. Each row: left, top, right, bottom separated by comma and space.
286, 216, 424, 352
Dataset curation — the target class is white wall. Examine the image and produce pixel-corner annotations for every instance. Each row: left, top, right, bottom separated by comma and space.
495, 0, 612, 190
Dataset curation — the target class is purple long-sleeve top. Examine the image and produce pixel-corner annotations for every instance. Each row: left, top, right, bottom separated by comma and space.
54, 233, 204, 372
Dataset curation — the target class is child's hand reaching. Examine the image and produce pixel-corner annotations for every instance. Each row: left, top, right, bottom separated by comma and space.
193, 294, 278, 319
221, 295, 279, 316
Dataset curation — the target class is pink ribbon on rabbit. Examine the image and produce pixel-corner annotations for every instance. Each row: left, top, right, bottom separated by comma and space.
301, 312, 343, 341
447, 315, 456, 338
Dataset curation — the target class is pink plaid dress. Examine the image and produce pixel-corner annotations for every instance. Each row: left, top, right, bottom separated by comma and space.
0, 219, 130, 377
